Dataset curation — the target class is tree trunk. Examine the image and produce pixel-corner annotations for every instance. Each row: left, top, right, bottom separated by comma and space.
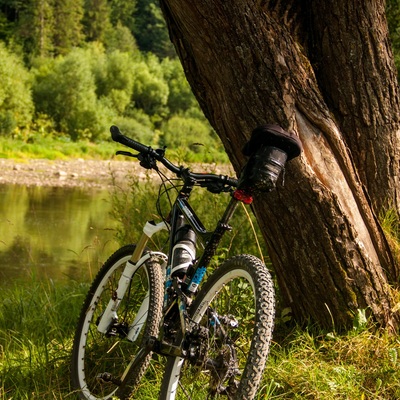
159, 0, 400, 329
307, 1, 400, 215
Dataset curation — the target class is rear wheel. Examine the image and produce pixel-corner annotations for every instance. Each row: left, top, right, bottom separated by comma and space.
71, 244, 164, 400
159, 254, 275, 400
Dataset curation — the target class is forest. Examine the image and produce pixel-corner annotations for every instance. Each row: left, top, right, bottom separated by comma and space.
0, 0, 226, 161
0, 0, 400, 163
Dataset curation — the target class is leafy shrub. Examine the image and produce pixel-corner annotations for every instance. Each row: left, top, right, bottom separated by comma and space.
111, 116, 156, 146
32, 47, 112, 140
162, 58, 198, 114
0, 43, 34, 135
104, 23, 138, 53
160, 115, 228, 162
132, 55, 169, 117
94, 49, 136, 114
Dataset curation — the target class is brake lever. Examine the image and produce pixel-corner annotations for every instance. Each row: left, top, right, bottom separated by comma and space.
138, 153, 158, 170
116, 150, 138, 158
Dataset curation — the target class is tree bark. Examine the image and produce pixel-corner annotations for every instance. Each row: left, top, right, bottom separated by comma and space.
306, 1, 400, 215
159, 0, 400, 329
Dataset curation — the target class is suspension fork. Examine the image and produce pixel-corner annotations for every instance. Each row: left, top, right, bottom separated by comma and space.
96, 220, 168, 337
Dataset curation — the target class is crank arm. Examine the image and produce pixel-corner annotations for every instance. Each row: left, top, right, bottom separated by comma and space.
146, 336, 185, 357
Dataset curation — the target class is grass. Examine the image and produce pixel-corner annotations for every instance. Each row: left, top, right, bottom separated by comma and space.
0, 277, 89, 399
1, 276, 400, 399
0, 134, 229, 163
2, 144, 400, 399
260, 325, 400, 399
0, 135, 125, 161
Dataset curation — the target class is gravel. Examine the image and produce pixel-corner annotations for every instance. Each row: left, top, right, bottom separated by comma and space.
0, 158, 233, 188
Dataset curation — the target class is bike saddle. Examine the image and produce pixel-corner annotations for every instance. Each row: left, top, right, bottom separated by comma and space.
242, 124, 302, 160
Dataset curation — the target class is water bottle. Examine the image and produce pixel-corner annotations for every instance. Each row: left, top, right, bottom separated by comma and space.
171, 224, 197, 278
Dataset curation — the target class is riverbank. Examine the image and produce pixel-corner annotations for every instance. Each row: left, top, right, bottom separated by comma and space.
0, 158, 150, 188
0, 158, 233, 188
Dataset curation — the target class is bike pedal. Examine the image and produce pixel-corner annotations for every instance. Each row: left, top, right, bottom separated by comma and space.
96, 372, 121, 385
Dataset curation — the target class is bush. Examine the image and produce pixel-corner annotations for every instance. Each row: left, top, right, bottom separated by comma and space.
111, 116, 156, 146
32, 47, 113, 140
132, 55, 169, 117
0, 43, 34, 135
104, 23, 138, 54
162, 58, 198, 114
94, 49, 136, 114
160, 115, 228, 163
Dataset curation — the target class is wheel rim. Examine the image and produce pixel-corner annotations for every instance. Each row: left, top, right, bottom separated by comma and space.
168, 269, 257, 399
75, 255, 150, 399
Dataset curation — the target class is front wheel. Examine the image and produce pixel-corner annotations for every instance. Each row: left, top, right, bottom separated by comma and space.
160, 254, 275, 400
71, 244, 164, 400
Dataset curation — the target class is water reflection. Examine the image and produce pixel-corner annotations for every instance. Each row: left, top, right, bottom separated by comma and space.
0, 184, 119, 285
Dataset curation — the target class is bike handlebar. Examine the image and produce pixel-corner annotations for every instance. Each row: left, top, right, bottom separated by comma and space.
110, 125, 238, 190
111, 125, 151, 155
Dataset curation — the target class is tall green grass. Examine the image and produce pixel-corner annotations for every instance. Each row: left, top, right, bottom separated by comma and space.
0, 277, 89, 399
0, 135, 228, 163
0, 135, 120, 160
2, 277, 400, 399
2, 181, 400, 399
260, 325, 400, 399
0, 277, 400, 400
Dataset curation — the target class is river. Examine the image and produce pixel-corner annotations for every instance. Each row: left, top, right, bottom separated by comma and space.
0, 184, 120, 285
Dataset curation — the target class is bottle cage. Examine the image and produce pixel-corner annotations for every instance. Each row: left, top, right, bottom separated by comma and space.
238, 125, 302, 193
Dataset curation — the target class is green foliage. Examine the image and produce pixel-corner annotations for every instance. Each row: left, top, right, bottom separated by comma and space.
132, 55, 170, 117
161, 115, 228, 163
0, 277, 88, 398
94, 49, 136, 113
162, 57, 198, 114
0, 134, 120, 159
0, 0, 228, 160
2, 279, 400, 399
379, 206, 400, 266
0, 43, 33, 135
109, 0, 136, 30
260, 324, 400, 399
104, 22, 137, 53
133, 0, 175, 58
83, 0, 111, 43
17, 0, 55, 57
53, 0, 84, 55
2, 188, 400, 398
32, 47, 110, 140
4, 0, 399, 159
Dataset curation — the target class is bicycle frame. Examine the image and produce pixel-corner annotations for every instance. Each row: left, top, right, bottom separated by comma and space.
161, 189, 241, 345
96, 181, 241, 356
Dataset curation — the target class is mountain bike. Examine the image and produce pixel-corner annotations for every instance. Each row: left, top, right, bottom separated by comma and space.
71, 124, 302, 400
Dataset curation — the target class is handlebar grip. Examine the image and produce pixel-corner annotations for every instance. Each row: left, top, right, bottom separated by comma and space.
110, 125, 150, 154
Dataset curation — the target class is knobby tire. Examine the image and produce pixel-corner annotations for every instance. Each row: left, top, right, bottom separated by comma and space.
159, 254, 275, 400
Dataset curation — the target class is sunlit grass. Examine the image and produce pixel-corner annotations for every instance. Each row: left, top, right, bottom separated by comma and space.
0, 135, 229, 163
0, 135, 120, 161
260, 324, 400, 399
380, 206, 400, 267
2, 277, 400, 399
0, 278, 89, 399
2, 180, 400, 399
